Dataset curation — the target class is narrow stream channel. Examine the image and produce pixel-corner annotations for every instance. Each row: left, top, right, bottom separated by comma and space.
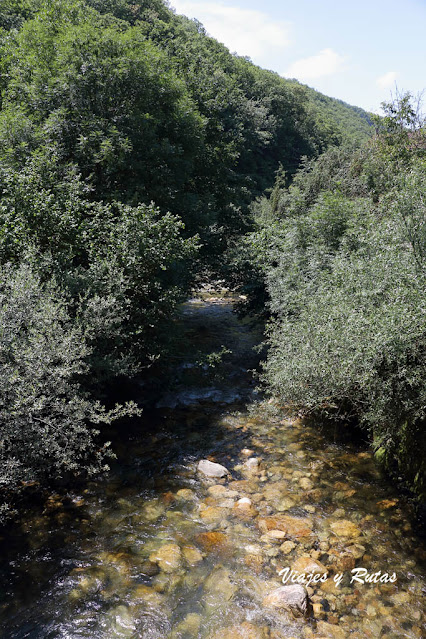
0, 289, 425, 638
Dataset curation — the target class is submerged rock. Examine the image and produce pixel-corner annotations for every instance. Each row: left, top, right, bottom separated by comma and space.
171, 612, 202, 638
197, 460, 230, 478
330, 520, 361, 538
200, 505, 228, 524
280, 540, 297, 554
243, 457, 260, 474
176, 488, 197, 501
182, 546, 204, 565
207, 485, 238, 499
208, 621, 268, 639
195, 531, 230, 554
204, 566, 237, 601
149, 543, 182, 573
316, 620, 347, 638
258, 515, 313, 539
262, 584, 309, 618
233, 497, 258, 519
291, 556, 328, 576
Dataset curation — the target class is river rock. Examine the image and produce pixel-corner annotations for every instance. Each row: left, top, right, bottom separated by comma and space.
208, 485, 239, 499
172, 612, 202, 638
176, 488, 197, 501
345, 543, 365, 560
204, 566, 237, 601
243, 457, 260, 474
105, 605, 135, 638
330, 520, 361, 538
233, 497, 258, 519
149, 543, 182, 573
316, 620, 347, 638
182, 546, 204, 565
299, 477, 314, 491
132, 584, 164, 607
291, 556, 328, 576
258, 515, 313, 539
262, 584, 309, 618
197, 460, 229, 478
195, 531, 229, 553
208, 621, 267, 639
200, 506, 227, 524
280, 540, 297, 554
228, 479, 257, 493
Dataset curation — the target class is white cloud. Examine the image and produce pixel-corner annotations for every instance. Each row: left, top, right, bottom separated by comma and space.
376, 71, 398, 89
284, 48, 345, 81
171, 1, 291, 59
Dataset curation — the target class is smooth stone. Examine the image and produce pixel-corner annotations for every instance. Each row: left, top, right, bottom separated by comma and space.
330, 520, 361, 538
262, 584, 309, 618
265, 529, 287, 540
149, 543, 182, 573
200, 506, 228, 524
131, 585, 164, 607
291, 556, 328, 576
204, 567, 237, 601
176, 488, 197, 501
280, 541, 297, 554
232, 498, 258, 520
244, 553, 264, 573
182, 546, 204, 565
276, 497, 296, 511
141, 500, 166, 522
208, 621, 267, 639
208, 485, 239, 499
345, 544, 365, 559
172, 613, 202, 638
105, 605, 135, 638
244, 458, 260, 473
195, 531, 230, 553
197, 460, 230, 478
258, 515, 313, 539
300, 477, 314, 491
316, 621, 347, 638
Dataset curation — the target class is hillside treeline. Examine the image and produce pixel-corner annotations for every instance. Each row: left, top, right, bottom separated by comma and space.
235, 94, 426, 504
0, 0, 373, 520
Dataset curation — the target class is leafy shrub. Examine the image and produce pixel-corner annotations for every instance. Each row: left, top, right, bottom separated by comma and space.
250, 100, 426, 500
0, 259, 134, 522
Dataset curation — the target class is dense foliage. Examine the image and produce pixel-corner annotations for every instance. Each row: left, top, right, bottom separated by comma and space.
239, 94, 426, 501
0, 0, 374, 520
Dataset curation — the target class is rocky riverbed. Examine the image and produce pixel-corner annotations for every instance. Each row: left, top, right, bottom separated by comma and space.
0, 290, 425, 638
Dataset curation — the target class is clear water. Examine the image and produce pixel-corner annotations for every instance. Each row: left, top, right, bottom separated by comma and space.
0, 290, 424, 639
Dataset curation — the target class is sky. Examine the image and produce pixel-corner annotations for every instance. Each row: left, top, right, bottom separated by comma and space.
169, 0, 426, 114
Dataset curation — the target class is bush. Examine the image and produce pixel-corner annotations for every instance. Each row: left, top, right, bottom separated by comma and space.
252, 121, 426, 500
0, 259, 134, 522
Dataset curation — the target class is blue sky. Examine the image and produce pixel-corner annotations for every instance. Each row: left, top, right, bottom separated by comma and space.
170, 0, 426, 113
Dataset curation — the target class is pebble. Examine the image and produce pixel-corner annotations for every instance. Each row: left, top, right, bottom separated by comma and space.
197, 460, 230, 478
262, 584, 309, 618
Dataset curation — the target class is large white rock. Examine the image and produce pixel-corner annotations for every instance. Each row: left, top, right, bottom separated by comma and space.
262, 584, 309, 618
197, 459, 230, 478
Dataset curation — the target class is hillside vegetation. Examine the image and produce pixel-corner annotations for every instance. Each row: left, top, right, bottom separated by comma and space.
235, 93, 426, 505
0, 0, 376, 520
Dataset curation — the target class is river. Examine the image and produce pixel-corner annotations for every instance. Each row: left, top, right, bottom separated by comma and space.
0, 289, 425, 638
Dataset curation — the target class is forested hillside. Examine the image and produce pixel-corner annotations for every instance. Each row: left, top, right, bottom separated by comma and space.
0, 0, 375, 520
235, 94, 426, 505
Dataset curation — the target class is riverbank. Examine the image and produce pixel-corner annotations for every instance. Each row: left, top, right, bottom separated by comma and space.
0, 291, 425, 638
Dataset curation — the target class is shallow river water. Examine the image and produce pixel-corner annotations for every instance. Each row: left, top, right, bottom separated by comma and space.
0, 290, 425, 639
